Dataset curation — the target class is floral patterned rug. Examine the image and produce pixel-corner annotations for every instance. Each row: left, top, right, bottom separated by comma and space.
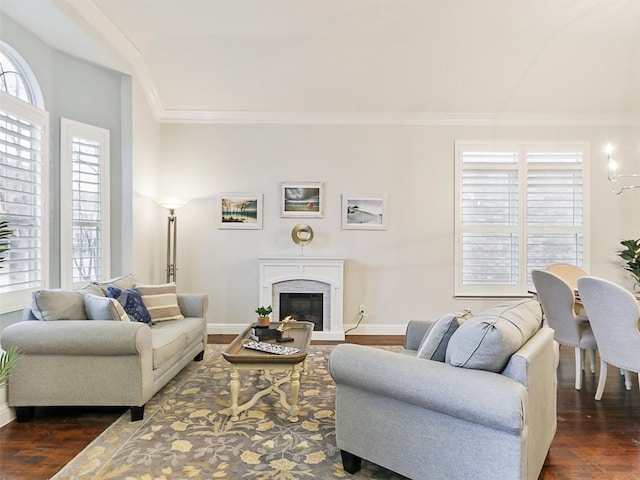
52, 345, 407, 480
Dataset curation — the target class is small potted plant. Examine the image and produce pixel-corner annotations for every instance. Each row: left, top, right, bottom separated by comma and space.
255, 305, 273, 327
618, 239, 640, 291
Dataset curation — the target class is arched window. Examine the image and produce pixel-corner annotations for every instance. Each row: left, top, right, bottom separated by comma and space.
0, 42, 49, 312
0, 41, 44, 107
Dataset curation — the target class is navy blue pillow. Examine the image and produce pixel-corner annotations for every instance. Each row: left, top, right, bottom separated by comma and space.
106, 286, 153, 325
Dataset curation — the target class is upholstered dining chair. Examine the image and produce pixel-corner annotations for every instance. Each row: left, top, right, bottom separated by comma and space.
577, 276, 640, 400
532, 269, 597, 390
545, 263, 588, 291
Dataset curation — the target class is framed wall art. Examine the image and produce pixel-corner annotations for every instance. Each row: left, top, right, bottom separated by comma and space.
281, 182, 324, 218
217, 193, 263, 229
341, 194, 388, 230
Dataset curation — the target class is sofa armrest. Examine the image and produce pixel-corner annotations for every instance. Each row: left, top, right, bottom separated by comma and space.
404, 320, 434, 350
329, 344, 527, 434
1, 320, 151, 356
177, 294, 209, 319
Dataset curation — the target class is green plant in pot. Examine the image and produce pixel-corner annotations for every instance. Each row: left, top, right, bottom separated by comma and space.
618, 239, 640, 291
0, 220, 20, 387
255, 305, 273, 327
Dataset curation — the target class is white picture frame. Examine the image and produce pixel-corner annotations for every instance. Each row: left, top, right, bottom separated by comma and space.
217, 193, 263, 229
281, 182, 324, 218
341, 194, 388, 230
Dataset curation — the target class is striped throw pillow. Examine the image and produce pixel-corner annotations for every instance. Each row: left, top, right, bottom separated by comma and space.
136, 283, 184, 322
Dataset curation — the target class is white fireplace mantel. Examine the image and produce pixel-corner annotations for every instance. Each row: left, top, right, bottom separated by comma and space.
259, 257, 345, 341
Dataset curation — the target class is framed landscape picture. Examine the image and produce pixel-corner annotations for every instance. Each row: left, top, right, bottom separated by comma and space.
217, 193, 263, 229
341, 194, 388, 230
281, 182, 324, 218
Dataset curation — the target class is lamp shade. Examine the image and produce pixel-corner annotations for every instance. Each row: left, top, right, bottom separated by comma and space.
157, 197, 188, 211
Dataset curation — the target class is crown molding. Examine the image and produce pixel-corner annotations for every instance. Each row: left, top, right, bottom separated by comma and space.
159, 109, 640, 126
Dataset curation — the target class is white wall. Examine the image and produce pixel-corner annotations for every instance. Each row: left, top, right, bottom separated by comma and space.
128, 121, 640, 334
131, 76, 164, 283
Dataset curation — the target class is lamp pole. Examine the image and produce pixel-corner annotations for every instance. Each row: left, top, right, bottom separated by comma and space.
166, 208, 177, 282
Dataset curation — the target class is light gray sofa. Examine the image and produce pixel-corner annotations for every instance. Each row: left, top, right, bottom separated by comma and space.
0, 275, 208, 422
329, 299, 558, 480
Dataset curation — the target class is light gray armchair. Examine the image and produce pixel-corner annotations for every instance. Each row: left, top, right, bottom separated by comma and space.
577, 276, 640, 400
329, 301, 557, 480
532, 269, 597, 390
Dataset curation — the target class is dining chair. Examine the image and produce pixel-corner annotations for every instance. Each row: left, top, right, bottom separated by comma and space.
545, 263, 588, 291
577, 276, 640, 400
532, 269, 597, 390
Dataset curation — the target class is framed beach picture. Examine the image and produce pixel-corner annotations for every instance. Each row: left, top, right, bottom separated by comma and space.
217, 193, 263, 229
281, 182, 324, 218
341, 194, 388, 230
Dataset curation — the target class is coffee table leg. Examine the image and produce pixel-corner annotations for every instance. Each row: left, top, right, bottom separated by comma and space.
230, 366, 240, 421
289, 364, 301, 422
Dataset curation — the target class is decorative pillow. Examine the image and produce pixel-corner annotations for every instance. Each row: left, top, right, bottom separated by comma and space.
416, 310, 471, 362
84, 294, 130, 321
135, 283, 184, 322
106, 286, 153, 325
31, 289, 88, 321
92, 274, 136, 295
445, 299, 542, 373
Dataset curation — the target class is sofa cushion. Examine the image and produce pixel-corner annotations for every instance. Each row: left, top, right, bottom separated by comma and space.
84, 294, 130, 321
136, 283, 184, 322
151, 325, 188, 369
106, 286, 153, 325
31, 289, 88, 321
417, 312, 467, 361
445, 299, 542, 373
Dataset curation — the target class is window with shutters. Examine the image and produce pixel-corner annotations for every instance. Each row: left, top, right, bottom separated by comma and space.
454, 142, 589, 297
60, 119, 110, 288
0, 43, 49, 313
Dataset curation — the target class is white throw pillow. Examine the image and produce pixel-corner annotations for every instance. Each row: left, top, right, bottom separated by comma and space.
84, 293, 130, 321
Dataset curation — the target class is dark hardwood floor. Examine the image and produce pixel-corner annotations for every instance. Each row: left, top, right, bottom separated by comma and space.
0, 335, 639, 479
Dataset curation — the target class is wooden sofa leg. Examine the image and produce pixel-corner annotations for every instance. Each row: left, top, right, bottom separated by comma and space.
14, 406, 35, 422
341, 450, 362, 474
194, 350, 204, 361
130, 405, 145, 422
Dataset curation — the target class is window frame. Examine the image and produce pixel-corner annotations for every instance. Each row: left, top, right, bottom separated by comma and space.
0, 91, 50, 313
454, 141, 590, 297
60, 118, 111, 289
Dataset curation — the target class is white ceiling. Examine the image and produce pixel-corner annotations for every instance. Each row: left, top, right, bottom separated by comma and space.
2, 0, 640, 122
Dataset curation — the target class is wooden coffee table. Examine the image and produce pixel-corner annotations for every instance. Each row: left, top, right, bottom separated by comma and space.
221, 321, 313, 422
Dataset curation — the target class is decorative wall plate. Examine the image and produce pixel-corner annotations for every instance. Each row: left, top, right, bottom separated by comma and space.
291, 224, 314, 246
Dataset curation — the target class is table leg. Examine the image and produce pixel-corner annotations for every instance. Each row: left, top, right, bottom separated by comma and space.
289, 364, 301, 422
230, 366, 240, 421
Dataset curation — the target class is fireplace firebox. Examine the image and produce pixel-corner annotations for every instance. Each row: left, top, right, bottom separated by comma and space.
279, 292, 323, 331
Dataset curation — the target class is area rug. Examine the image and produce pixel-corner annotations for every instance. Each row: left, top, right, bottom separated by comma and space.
52, 345, 408, 480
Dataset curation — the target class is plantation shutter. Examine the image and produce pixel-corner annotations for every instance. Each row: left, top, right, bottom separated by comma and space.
0, 93, 49, 308
455, 143, 587, 296
526, 150, 584, 278
60, 118, 110, 288
458, 150, 521, 293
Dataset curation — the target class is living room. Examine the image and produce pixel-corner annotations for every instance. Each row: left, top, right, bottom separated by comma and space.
1, 0, 640, 478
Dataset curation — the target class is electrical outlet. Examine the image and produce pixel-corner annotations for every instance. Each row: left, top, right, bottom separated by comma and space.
359, 304, 366, 315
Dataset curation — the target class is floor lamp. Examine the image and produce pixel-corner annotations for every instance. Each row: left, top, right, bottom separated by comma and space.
158, 199, 187, 283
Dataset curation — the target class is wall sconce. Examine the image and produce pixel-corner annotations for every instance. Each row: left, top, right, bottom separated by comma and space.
606, 143, 640, 195
157, 198, 188, 282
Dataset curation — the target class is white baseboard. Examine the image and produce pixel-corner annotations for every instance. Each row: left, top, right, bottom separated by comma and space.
0, 388, 15, 427
207, 322, 406, 336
